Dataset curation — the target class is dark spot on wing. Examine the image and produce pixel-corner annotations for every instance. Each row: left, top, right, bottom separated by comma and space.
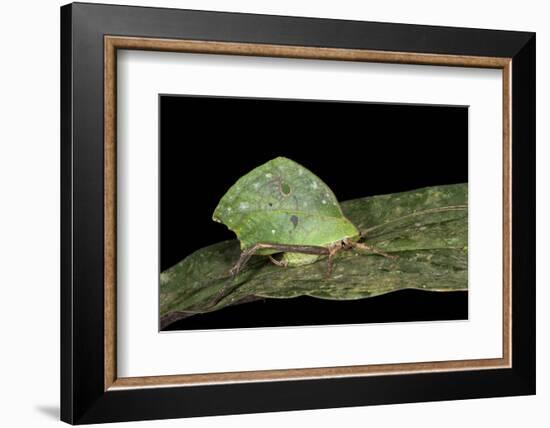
290, 215, 299, 229
281, 182, 291, 196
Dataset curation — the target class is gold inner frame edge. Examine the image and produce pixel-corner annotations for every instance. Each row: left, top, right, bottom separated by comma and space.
104, 36, 512, 391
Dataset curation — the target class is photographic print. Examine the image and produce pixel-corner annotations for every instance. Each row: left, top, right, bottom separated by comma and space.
61, 5, 535, 422
159, 95, 468, 330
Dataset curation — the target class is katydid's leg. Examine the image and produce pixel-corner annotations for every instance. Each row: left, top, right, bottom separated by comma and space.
210, 244, 330, 311
230, 243, 330, 276
210, 246, 272, 308
326, 245, 343, 277
352, 242, 398, 259
210, 243, 336, 310
268, 255, 288, 267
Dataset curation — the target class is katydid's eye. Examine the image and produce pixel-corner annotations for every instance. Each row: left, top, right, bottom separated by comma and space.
281, 182, 291, 196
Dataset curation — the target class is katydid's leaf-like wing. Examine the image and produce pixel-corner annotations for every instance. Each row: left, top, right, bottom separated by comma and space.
212, 157, 359, 253
161, 183, 468, 325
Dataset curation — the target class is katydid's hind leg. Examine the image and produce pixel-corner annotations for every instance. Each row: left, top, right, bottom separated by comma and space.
326, 252, 336, 277
352, 242, 398, 259
325, 245, 342, 277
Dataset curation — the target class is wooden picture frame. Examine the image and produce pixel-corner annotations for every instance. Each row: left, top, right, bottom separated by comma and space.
61, 2, 535, 424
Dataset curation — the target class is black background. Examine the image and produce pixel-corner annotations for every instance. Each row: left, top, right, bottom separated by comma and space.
160, 95, 468, 330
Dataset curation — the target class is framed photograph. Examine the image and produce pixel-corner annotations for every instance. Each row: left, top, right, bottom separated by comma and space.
61, 2, 535, 424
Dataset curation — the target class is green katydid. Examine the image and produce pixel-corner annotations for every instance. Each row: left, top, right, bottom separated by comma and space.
212, 157, 396, 277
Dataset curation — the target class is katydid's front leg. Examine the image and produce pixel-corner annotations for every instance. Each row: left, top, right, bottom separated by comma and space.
352, 241, 398, 260
326, 244, 343, 277
356, 231, 398, 259
230, 242, 331, 276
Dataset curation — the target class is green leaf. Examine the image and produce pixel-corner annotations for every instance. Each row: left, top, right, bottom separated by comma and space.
212, 157, 359, 256
161, 183, 468, 324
